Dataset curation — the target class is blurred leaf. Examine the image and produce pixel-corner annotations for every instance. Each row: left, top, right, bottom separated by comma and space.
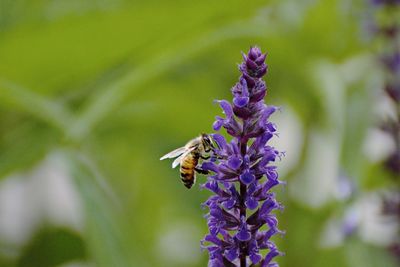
66, 150, 136, 267
363, 163, 397, 189
0, 119, 59, 178
66, 12, 282, 141
345, 239, 398, 267
0, 79, 73, 133
17, 228, 86, 267
0, 255, 15, 267
278, 199, 348, 267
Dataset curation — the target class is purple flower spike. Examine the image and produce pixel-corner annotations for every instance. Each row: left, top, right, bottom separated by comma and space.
202, 47, 284, 267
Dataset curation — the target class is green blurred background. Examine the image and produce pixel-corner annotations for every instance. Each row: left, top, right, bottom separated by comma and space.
0, 0, 398, 266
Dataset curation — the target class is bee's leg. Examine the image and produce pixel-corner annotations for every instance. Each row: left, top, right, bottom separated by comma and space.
195, 167, 209, 175
202, 154, 223, 160
210, 154, 223, 160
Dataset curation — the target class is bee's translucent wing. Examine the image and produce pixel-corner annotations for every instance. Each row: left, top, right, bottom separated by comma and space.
172, 153, 185, 169
160, 146, 187, 161
171, 149, 193, 169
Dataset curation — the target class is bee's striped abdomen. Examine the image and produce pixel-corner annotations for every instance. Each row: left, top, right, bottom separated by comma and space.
180, 153, 198, 189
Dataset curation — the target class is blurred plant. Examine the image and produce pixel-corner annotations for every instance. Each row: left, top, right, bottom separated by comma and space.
371, 0, 400, 6
370, 0, 400, 254
329, 0, 400, 263
369, 0, 400, 175
200, 47, 284, 267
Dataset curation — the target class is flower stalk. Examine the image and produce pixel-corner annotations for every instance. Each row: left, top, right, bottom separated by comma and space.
201, 47, 284, 267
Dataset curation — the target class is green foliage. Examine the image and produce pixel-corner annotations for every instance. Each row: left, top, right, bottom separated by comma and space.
18, 228, 86, 267
0, 0, 396, 266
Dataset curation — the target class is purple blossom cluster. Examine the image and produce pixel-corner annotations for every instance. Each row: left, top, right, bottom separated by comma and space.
201, 47, 284, 267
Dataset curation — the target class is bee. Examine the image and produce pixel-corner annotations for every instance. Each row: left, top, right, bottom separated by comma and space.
160, 133, 214, 189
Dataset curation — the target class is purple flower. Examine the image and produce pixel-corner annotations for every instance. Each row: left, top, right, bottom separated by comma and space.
201, 47, 284, 267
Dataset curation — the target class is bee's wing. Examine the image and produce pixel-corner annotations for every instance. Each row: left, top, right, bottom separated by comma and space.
172, 153, 185, 169
171, 149, 194, 169
160, 146, 187, 161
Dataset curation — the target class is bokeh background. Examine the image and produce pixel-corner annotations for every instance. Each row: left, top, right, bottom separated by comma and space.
0, 0, 399, 267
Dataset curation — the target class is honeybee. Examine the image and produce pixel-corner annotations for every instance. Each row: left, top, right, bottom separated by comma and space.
160, 133, 215, 189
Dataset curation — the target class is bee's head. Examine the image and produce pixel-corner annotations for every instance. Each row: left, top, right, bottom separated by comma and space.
201, 133, 214, 151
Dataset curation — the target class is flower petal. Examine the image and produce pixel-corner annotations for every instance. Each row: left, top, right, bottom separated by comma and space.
233, 96, 249, 108
245, 197, 259, 210
202, 162, 219, 173
227, 156, 242, 170
213, 117, 224, 131
236, 224, 251, 241
218, 100, 233, 118
240, 170, 255, 185
224, 248, 239, 262
250, 252, 262, 264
